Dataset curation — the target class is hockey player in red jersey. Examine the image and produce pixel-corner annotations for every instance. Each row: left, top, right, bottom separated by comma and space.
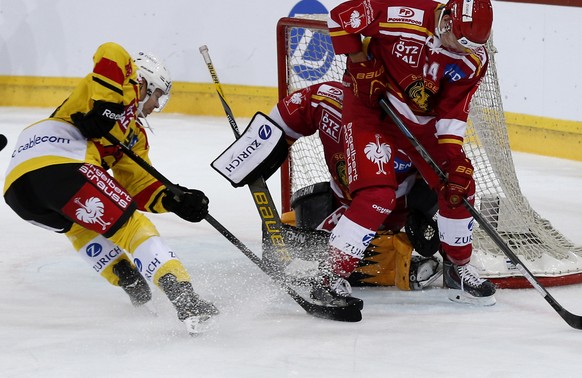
3, 43, 218, 334
269, 81, 442, 292
323, 0, 496, 306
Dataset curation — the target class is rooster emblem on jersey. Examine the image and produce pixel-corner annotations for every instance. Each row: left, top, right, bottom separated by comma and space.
289, 92, 303, 105
74, 197, 111, 231
348, 10, 363, 28
364, 134, 391, 175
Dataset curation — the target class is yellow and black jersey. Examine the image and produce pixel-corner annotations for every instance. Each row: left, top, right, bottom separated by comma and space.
4, 42, 168, 214
51, 41, 141, 143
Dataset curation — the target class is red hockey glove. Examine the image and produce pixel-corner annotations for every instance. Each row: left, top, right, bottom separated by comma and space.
442, 156, 474, 208
344, 58, 388, 107
71, 100, 125, 139
162, 186, 209, 223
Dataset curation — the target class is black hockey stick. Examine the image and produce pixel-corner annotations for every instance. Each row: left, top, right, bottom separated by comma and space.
101, 131, 361, 322
198, 45, 292, 273
0, 134, 7, 152
379, 98, 582, 330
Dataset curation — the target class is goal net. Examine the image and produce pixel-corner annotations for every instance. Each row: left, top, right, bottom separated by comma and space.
276, 16, 582, 288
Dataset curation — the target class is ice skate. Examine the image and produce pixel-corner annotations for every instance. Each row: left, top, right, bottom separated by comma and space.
112, 260, 152, 306
159, 274, 219, 335
409, 255, 442, 290
443, 260, 496, 306
311, 272, 363, 310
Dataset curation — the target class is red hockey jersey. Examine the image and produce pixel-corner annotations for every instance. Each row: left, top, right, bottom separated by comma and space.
329, 0, 488, 153
270, 81, 417, 207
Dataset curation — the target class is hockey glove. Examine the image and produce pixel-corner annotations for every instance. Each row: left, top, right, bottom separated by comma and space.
442, 156, 474, 208
344, 58, 388, 107
162, 186, 209, 223
71, 100, 125, 139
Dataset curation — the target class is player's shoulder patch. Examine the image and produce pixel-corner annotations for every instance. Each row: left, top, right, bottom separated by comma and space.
335, 1, 374, 33
282, 91, 306, 115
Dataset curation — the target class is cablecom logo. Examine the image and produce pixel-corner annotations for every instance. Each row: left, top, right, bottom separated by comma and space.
288, 0, 334, 82
12, 134, 71, 158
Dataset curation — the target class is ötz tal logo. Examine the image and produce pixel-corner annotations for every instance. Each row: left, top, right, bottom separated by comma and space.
85, 243, 103, 257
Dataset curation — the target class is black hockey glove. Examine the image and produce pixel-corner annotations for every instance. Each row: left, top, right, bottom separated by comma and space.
162, 187, 209, 223
71, 100, 125, 139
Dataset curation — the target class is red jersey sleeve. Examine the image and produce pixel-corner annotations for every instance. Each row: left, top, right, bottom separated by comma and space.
329, 0, 382, 55
271, 85, 320, 142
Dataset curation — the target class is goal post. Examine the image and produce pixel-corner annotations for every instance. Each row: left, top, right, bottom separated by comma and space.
276, 16, 582, 289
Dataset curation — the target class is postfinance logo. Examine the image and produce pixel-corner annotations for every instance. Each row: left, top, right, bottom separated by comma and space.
288, 0, 333, 81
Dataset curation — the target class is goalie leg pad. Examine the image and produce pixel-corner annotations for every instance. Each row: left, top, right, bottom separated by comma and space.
348, 231, 413, 289
393, 233, 414, 291
349, 232, 398, 287
348, 231, 440, 290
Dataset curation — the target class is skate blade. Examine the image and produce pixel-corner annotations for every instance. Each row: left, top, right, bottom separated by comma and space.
447, 289, 496, 306
184, 315, 218, 336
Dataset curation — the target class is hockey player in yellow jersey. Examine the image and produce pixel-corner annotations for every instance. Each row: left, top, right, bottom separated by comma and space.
3, 42, 218, 335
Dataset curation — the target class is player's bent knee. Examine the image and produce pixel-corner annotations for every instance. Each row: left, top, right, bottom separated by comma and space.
346, 186, 396, 228
108, 212, 160, 253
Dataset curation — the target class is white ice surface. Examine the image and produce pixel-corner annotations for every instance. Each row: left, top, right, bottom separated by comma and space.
1, 107, 582, 378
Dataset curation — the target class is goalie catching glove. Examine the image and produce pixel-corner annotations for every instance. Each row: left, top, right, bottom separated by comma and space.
162, 185, 209, 223
71, 100, 125, 139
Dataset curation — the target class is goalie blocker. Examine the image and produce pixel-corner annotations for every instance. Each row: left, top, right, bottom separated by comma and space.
212, 112, 288, 187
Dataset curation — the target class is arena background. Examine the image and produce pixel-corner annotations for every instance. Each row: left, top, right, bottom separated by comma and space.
1, 0, 580, 160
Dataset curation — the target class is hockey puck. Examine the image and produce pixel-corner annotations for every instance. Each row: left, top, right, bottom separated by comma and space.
0, 134, 7, 152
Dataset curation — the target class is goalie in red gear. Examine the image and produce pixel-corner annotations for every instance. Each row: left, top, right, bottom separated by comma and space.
324, 0, 496, 306
3, 43, 218, 335
270, 81, 442, 292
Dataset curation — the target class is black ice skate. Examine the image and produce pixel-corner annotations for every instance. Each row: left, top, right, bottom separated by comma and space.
112, 259, 152, 306
159, 273, 219, 335
443, 259, 496, 306
310, 272, 363, 311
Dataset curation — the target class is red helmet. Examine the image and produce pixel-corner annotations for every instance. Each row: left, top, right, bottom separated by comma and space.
445, 0, 493, 50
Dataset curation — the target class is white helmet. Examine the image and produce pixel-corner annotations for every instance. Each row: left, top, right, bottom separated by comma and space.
133, 51, 172, 113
